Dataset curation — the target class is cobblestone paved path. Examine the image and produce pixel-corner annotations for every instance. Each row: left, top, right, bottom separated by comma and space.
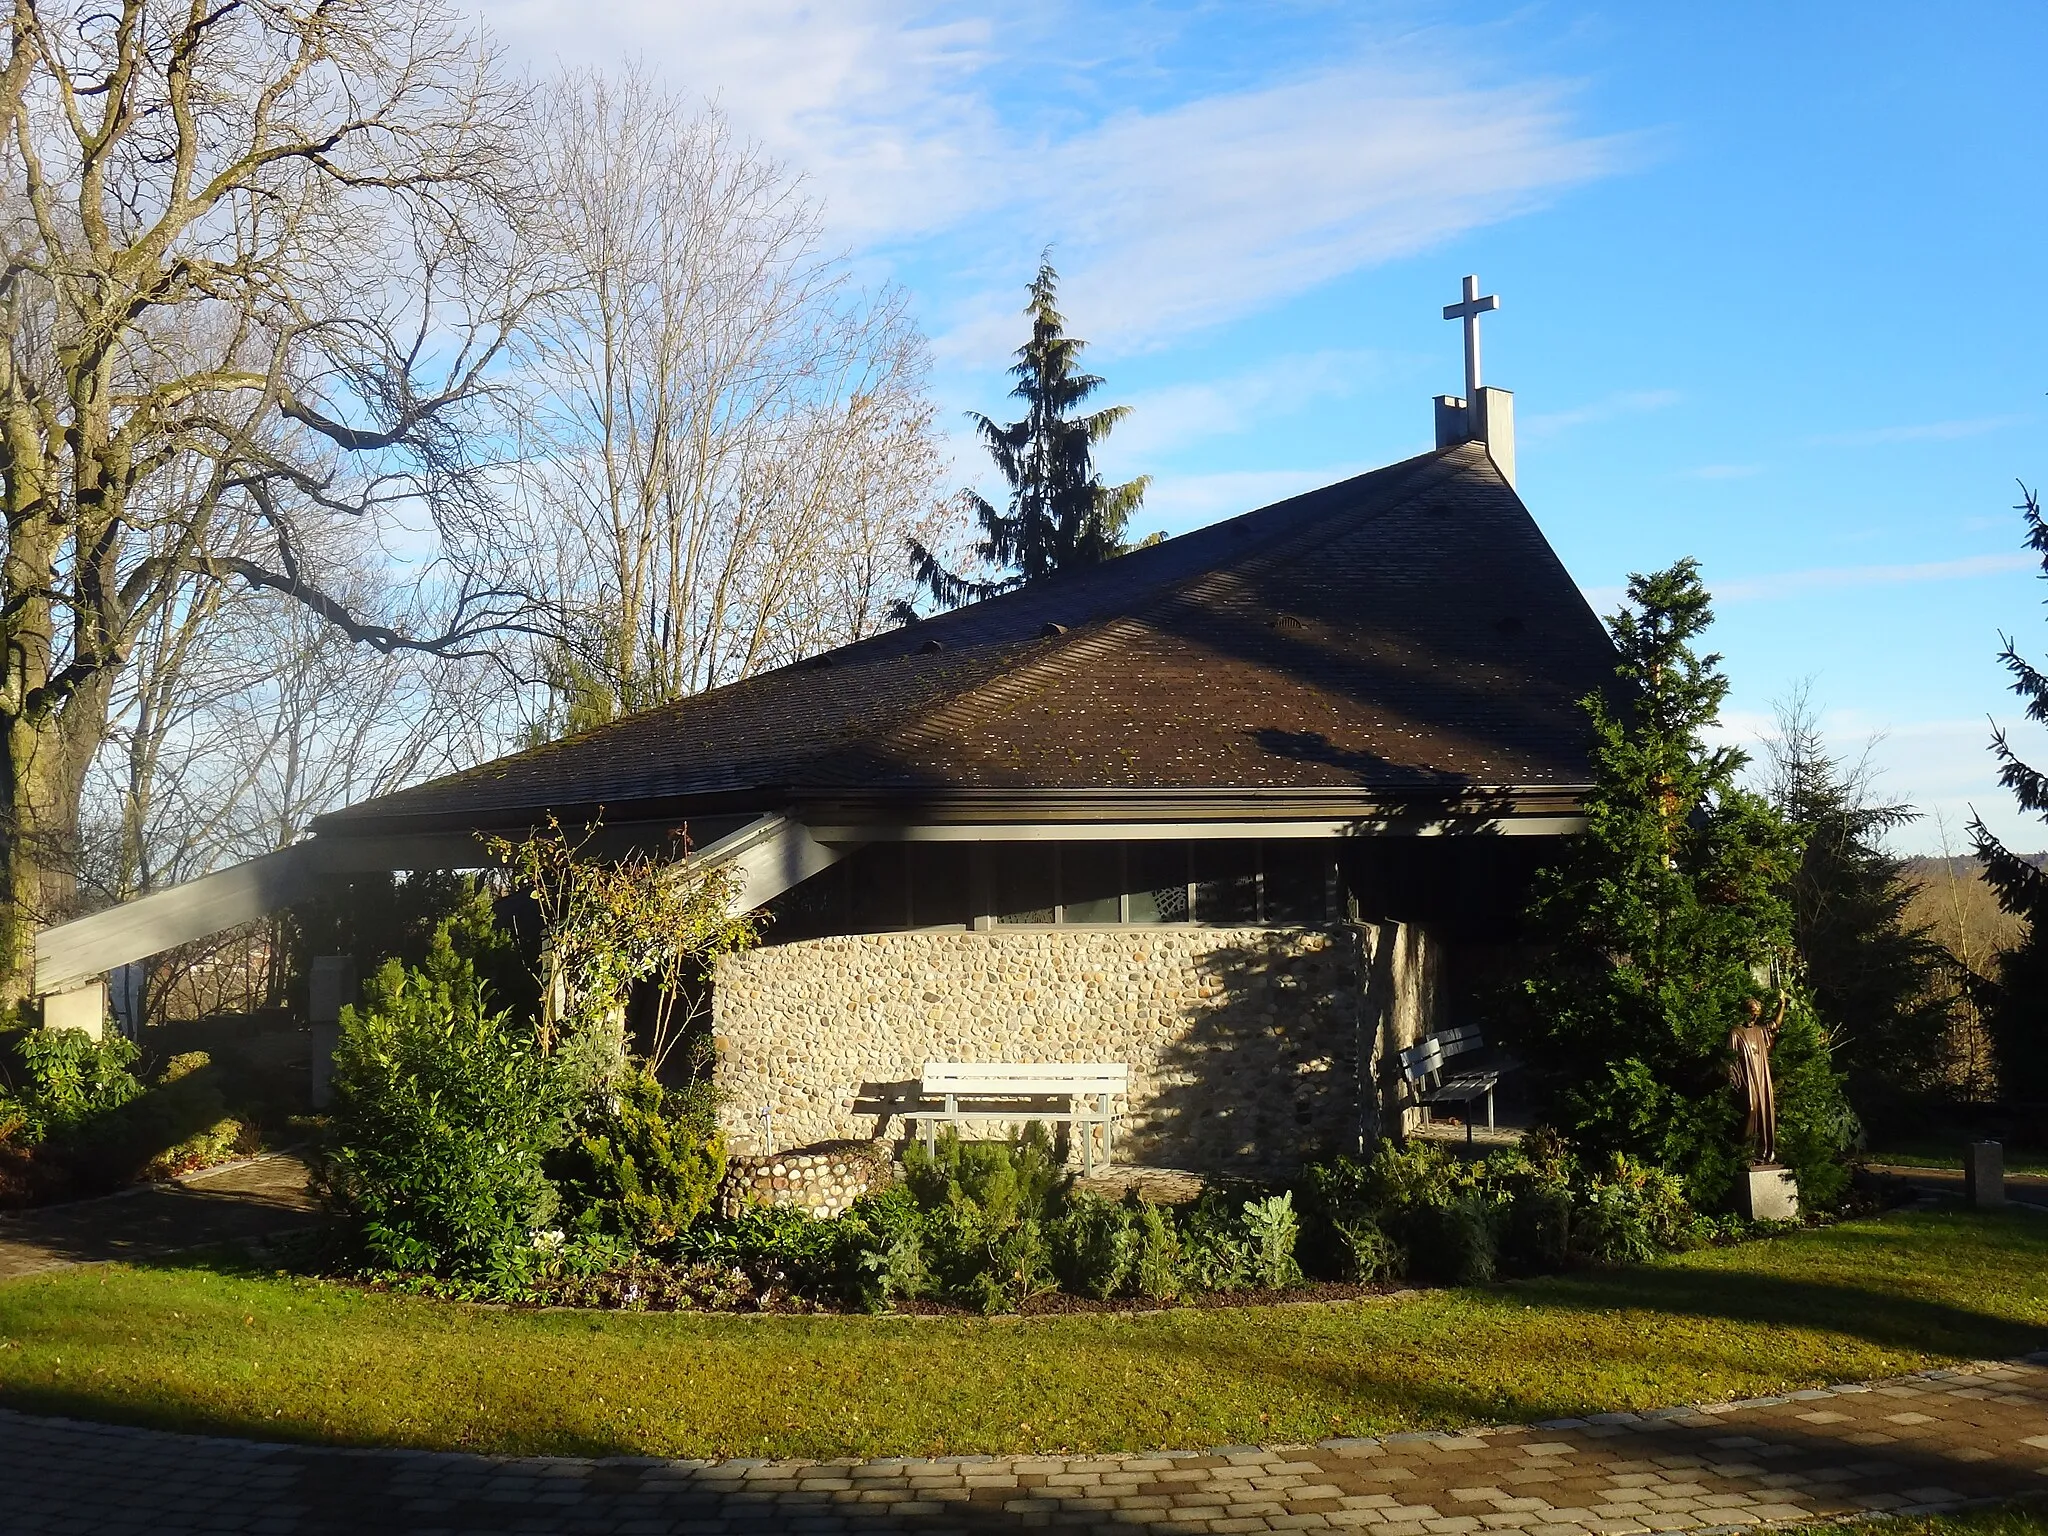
0, 1153, 316, 1282
3, 1355, 2045, 1534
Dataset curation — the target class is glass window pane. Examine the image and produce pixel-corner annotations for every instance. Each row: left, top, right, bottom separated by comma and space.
847, 844, 908, 930
1128, 841, 1189, 924
994, 844, 1055, 924
1263, 841, 1329, 924
1193, 839, 1259, 924
1061, 841, 1122, 924
909, 843, 970, 928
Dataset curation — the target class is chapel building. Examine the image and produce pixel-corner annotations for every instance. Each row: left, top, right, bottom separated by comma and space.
308, 390, 1614, 1168
36, 285, 1619, 1173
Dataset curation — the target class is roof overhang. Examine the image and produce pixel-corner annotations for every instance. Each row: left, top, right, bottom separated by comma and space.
314, 783, 1591, 843
791, 785, 1588, 838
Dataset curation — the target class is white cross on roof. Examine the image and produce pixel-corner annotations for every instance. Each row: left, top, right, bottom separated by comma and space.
1442, 274, 1500, 402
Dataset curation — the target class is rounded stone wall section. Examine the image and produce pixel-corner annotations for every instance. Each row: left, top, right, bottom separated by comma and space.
711, 925, 1381, 1174
716, 1141, 890, 1219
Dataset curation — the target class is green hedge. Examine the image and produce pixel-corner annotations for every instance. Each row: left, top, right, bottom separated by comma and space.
515, 1132, 1744, 1316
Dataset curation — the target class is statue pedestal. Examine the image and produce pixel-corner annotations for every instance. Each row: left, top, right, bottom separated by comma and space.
1740, 1165, 1800, 1222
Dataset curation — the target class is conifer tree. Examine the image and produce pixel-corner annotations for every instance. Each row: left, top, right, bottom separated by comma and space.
1969, 483, 2048, 1101
1521, 561, 1851, 1208
904, 258, 1149, 610
1766, 698, 1957, 1112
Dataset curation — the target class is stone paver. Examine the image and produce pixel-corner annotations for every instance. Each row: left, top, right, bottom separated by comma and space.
3, 1355, 2047, 1533
0, 1152, 316, 1280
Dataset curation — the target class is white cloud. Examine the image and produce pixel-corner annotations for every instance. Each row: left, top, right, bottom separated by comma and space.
1811, 414, 2029, 447
1811, 714, 2040, 856
1520, 388, 1681, 442
1715, 552, 2037, 603
478, 0, 1004, 241
1101, 351, 1384, 463
1895, 727, 2048, 855
476, 2, 1636, 358
990, 69, 1637, 358
1702, 704, 2033, 854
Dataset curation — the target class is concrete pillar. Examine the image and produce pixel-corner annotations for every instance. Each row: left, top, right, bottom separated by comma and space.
41, 979, 108, 1040
308, 955, 357, 1110
1472, 386, 1516, 488
1358, 919, 1442, 1142
1433, 394, 1469, 449
108, 961, 145, 1039
1964, 1141, 2005, 1208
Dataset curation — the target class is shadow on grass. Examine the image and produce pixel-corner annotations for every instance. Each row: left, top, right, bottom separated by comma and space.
1506, 1211, 2048, 1364
1120, 1210, 2048, 1431
10, 1207, 2043, 1471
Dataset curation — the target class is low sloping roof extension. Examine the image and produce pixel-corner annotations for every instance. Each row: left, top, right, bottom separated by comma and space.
316, 441, 1618, 839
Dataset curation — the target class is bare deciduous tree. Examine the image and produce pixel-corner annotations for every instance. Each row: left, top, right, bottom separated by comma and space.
0, 0, 545, 995
507, 70, 954, 728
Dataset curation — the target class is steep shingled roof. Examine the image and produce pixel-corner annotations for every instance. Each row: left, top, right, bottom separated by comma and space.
315, 442, 1616, 838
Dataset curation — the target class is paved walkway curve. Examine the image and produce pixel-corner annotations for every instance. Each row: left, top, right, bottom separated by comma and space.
4, 1356, 2046, 1535
0, 1152, 316, 1282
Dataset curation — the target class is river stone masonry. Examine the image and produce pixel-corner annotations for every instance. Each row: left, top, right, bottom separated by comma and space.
716, 1142, 888, 1219
711, 926, 1377, 1172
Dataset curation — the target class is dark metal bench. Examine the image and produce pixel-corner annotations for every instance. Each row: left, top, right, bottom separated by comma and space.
1397, 1025, 1501, 1145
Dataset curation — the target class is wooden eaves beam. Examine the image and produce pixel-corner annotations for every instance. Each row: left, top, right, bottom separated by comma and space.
33, 814, 858, 996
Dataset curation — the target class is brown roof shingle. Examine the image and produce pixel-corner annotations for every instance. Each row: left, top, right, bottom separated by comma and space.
316, 442, 1615, 837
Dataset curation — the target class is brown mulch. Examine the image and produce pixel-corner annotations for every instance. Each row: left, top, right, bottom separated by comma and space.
895, 1279, 1396, 1317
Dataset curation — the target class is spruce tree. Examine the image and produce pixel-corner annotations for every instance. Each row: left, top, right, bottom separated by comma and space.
1969, 482, 2048, 1101
1766, 698, 1957, 1113
1521, 561, 1851, 1208
904, 258, 1149, 610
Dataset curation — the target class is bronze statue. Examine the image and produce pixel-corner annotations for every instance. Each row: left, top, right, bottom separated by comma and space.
1729, 992, 1785, 1166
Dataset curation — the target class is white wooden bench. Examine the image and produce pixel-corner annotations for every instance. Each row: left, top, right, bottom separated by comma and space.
905, 1062, 1129, 1175
1397, 1025, 1501, 1145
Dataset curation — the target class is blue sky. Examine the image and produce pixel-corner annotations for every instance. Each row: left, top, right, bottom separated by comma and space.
479, 1, 2048, 852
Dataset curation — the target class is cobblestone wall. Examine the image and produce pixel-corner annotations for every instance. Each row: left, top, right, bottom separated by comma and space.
717, 1142, 889, 1219
711, 926, 1390, 1172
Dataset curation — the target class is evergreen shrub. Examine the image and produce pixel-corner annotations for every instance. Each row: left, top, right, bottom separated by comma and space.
1520, 562, 1854, 1208
1243, 1193, 1305, 1289
1333, 1216, 1404, 1283
1049, 1190, 1138, 1299
1570, 1156, 1697, 1265
319, 932, 574, 1287
1179, 1189, 1256, 1292
1293, 1138, 1720, 1286
1131, 1199, 1184, 1300
1403, 1193, 1500, 1286
550, 1074, 725, 1245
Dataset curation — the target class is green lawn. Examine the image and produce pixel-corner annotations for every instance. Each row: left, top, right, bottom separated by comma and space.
0, 1207, 2042, 1461
1806, 1508, 2047, 1536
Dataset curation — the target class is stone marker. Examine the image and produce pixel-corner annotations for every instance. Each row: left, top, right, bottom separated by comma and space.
1964, 1140, 2005, 1208
1740, 1164, 1800, 1221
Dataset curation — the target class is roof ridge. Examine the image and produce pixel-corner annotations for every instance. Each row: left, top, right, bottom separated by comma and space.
862, 450, 1474, 772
